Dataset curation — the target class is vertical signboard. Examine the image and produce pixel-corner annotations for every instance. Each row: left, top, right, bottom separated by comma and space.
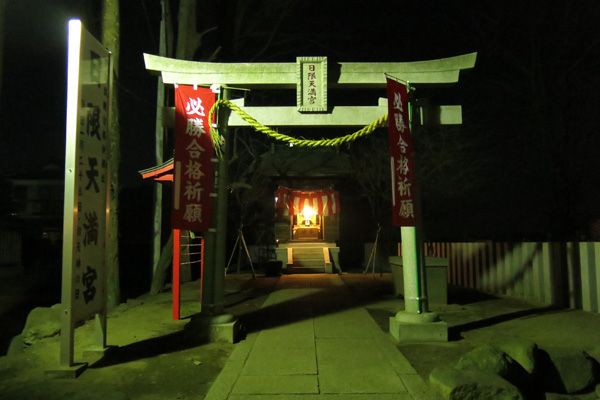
172, 85, 216, 231
297, 57, 327, 112
60, 19, 111, 369
387, 77, 418, 226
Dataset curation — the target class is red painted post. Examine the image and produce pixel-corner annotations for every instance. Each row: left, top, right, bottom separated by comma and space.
173, 229, 181, 320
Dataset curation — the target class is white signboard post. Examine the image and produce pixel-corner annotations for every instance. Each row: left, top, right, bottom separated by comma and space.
48, 19, 113, 378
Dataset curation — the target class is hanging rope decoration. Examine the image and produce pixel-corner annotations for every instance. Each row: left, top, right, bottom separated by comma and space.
208, 99, 388, 158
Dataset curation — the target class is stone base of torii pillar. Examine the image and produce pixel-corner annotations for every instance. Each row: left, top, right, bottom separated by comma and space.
390, 311, 448, 342
184, 313, 242, 344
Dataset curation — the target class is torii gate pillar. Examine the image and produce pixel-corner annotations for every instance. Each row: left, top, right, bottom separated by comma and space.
202, 87, 230, 316
185, 87, 241, 343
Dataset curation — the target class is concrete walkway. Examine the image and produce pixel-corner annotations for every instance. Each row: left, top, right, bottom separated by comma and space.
205, 274, 434, 400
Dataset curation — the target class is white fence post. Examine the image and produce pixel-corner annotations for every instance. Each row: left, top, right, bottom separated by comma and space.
579, 242, 600, 312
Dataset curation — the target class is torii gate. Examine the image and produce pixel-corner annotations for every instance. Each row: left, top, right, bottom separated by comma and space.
144, 52, 476, 341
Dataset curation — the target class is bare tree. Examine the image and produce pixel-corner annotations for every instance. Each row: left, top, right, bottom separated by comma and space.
102, 0, 121, 307
175, 0, 220, 61
453, 1, 600, 239
348, 133, 391, 226
228, 129, 272, 241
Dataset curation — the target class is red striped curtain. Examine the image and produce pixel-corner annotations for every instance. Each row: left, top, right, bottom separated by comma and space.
274, 187, 340, 216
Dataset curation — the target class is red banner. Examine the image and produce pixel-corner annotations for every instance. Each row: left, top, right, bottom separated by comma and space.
274, 187, 340, 216
172, 85, 216, 231
387, 78, 418, 226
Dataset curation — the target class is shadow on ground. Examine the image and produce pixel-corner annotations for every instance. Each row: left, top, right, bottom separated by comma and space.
2, 271, 600, 400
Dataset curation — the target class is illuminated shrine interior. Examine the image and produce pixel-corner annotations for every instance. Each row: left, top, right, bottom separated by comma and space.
273, 184, 341, 246
292, 205, 322, 241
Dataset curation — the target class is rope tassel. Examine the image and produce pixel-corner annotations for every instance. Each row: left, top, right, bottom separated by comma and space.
208, 99, 388, 158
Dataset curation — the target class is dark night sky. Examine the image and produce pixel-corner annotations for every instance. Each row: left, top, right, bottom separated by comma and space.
0, 0, 162, 185
0, 0, 476, 172
1, 0, 600, 240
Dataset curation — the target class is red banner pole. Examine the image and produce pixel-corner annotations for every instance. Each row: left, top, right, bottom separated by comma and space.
173, 228, 181, 320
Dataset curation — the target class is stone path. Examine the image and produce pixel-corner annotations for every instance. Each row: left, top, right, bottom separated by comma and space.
205, 274, 434, 399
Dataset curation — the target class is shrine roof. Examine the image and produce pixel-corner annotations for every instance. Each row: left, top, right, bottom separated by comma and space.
139, 158, 174, 182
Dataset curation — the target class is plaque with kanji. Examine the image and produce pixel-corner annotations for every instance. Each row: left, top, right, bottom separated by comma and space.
297, 56, 327, 112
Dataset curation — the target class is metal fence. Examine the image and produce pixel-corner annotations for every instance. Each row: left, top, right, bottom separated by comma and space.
423, 241, 600, 313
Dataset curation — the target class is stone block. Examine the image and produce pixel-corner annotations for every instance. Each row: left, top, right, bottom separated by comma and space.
430, 366, 523, 400
45, 362, 88, 379
316, 338, 407, 394
389, 315, 448, 342
231, 375, 319, 395
0, 353, 28, 379
184, 314, 242, 344
494, 340, 538, 376
537, 346, 597, 394
456, 343, 528, 385
22, 305, 61, 345
208, 320, 241, 343
242, 346, 317, 375
587, 347, 600, 365
7, 334, 24, 356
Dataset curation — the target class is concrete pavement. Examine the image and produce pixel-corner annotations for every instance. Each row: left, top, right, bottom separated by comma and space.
205, 274, 435, 400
